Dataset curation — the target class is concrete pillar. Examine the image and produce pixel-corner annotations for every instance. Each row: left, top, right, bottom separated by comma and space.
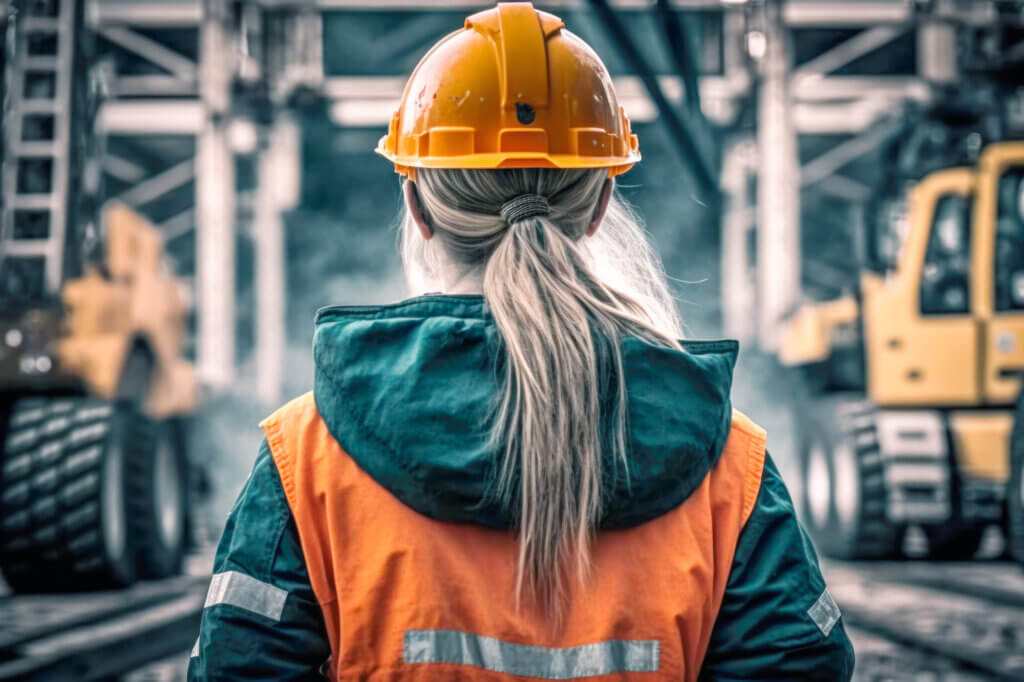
756, 1, 800, 351
721, 139, 758, 344
196, 0, 236, 389
255, 117, 299, 406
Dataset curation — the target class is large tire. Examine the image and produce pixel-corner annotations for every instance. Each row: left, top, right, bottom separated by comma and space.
0, 396, 186, 592
1009, 392, 1024, 568
797, 395, 902, 560
0, 397, 136, 591
135, 419, 188, 579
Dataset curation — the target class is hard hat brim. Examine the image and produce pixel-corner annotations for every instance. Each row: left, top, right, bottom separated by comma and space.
376, 137, 640, 178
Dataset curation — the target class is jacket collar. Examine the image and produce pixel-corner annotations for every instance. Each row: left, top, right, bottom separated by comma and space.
313, 295, 738, 529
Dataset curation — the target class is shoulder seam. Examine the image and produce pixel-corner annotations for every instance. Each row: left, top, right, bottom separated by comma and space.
733, 410, 767, 526
260, 392, 315, 515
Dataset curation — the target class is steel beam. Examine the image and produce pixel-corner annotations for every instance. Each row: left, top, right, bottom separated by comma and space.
97, 100, 203, 134
96, 25, 198, 80
720, 139, 757, 344
792, 98, 894, 133
195, 0, 236, 389
792, 25, 906, 79
160, 208, 196, 242
89, 0, 203, 26
782, 1, 912, 26
102, 155, 147, 183
588, 0, 719, 200
655, 0, 701, 113
814, 174, 871, 203
799, 119, 903, 188
115, 158, 195, 207
917, 6, 957, 85
109, 74, 198, 97
254, 118, 298, 406
756, 0, 800, 351
792, 75, 929, 102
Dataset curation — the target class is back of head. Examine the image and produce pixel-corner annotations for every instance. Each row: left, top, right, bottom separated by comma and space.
378, 2, 683, 623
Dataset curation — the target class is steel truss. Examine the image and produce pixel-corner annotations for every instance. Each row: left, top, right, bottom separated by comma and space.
721, 0, 989, 347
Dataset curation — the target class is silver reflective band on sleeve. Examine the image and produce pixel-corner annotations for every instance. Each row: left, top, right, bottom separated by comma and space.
808, 588, 841, 637
403, 629, 659, 679
204, 570, 288, 622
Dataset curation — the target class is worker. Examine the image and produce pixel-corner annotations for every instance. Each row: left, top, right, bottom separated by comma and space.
188, 3, 855, 680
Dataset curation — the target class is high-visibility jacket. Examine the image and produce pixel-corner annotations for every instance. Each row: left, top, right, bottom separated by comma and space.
188, 295, 854, 681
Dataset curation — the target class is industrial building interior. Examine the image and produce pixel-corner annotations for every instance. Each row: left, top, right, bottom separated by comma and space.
1, 0, 1024, 679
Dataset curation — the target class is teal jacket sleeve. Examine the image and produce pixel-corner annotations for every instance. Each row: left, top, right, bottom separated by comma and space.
699, 453, 855, 681
188, 440, 330, 681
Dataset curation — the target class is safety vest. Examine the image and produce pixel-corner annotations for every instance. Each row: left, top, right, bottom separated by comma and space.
262, 392, 767, 681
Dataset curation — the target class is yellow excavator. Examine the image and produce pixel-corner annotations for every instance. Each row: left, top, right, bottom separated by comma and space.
0, 0, 199, 592
781, 140, 1024, 563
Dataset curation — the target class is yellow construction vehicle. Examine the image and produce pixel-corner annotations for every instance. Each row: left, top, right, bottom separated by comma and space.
0, 203, 199, 592
782, 140, 1024, 562
0, 0, 199, 592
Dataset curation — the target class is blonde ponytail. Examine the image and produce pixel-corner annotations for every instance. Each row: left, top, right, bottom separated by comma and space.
400, 168, 682, 622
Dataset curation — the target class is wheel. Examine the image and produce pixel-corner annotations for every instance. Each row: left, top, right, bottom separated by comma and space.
135, 419, 188, 579
797, 395, 902, 560
116, 345, 154, 403
1009, 392, 1024, 568
923, 524, 986, 560
0, 397, 136, 591
0, 396, 185, 592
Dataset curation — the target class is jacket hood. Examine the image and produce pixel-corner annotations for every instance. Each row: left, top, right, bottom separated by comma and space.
312, 295, 738, 530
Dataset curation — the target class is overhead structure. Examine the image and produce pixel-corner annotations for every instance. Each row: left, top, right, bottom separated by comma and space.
587, 0, 719, 199
1, 0, 84, 295
720, 0, 972, 343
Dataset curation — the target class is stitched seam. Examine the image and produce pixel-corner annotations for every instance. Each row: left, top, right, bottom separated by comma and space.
740, 429, 768, 526
262, 415, 297, 511
263, 400, 342, 609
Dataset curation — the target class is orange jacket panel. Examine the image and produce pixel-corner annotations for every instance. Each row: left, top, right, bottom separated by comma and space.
262, 392, 766, 681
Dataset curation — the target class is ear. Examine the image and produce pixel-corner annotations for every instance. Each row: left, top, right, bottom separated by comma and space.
586, 178, 614, 237
404, 180, 433, 240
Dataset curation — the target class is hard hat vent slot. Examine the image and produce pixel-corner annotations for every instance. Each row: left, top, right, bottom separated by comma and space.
428, 127, 476, 157
570, 128, 613, 157
499, 128, 548, 153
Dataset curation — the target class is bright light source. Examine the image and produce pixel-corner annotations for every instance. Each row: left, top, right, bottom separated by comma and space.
746, 31, 767, 60
36, 355, 51, 373
5, 329, 22, 348
228, 118, 259, 155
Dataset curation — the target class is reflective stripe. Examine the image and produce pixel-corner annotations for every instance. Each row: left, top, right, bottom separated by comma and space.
204, 570, 287, 622
403, 629, 659, 679
808, 588, 841, 637
191, 637, 200, 659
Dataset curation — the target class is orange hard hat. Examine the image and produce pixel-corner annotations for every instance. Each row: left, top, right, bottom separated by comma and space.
376, 2, 640, 178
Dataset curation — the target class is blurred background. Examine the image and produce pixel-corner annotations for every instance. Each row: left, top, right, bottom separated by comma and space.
1, 0, 1024, 679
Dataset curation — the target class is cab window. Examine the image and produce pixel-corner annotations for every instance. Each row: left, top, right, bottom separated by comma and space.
920, 194, 971, 315
995, 168, 1024, 312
